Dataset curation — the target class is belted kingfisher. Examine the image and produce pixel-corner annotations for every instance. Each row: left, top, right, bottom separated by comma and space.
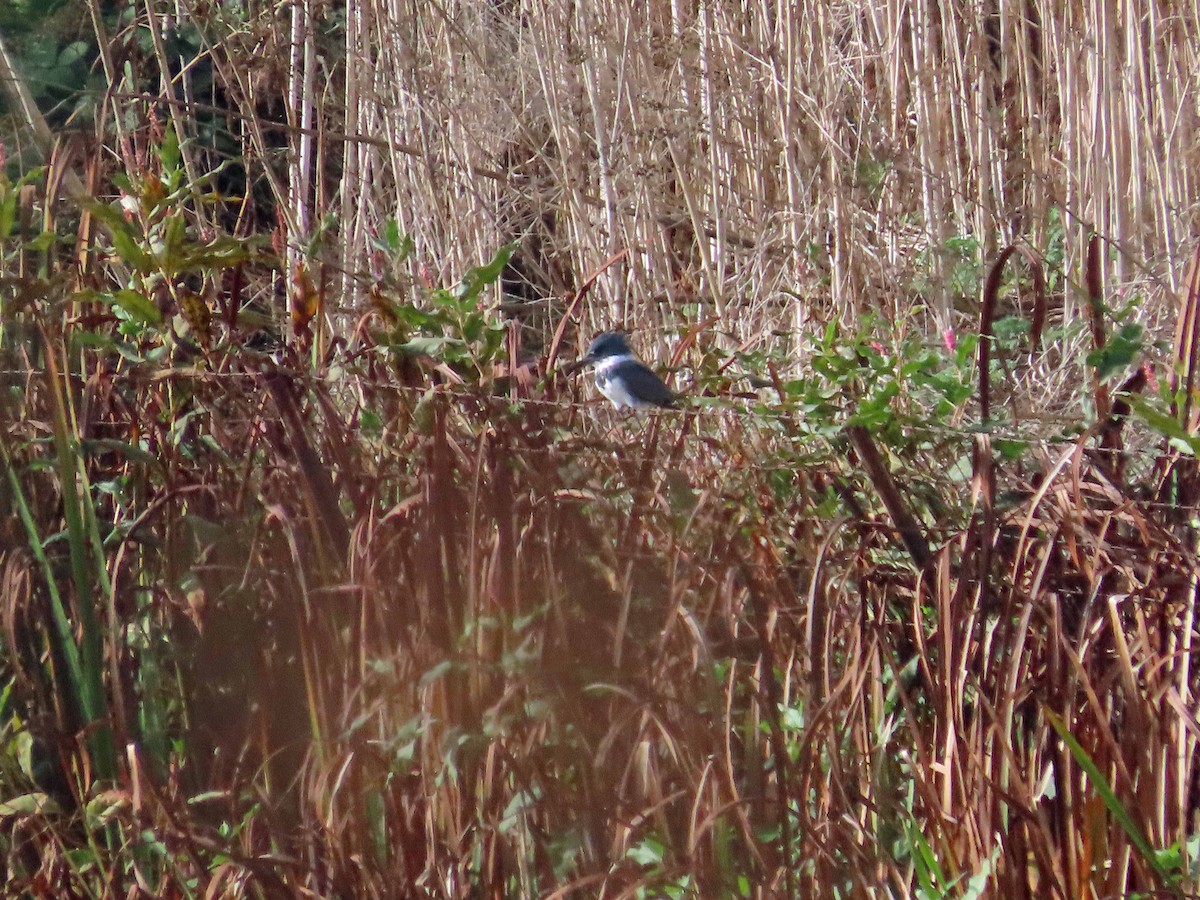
581, 332, 676, 409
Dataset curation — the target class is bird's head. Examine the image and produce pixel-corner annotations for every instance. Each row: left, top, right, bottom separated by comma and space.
582, 332, 633, 365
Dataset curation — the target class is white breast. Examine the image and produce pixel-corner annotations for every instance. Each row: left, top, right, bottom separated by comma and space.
593, 354, 651, 409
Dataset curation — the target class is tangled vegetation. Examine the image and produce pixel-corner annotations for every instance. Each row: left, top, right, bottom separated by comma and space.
2, 2, 1200, 898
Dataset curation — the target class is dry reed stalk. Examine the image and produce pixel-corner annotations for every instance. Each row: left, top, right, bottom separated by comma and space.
263, 0, 1193, 364
99, 0, 1187, 381
7, 1, 1200, 896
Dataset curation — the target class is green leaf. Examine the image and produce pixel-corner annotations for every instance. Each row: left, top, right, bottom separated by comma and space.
371, 220, 412, 259
906, 820, 944, 894
454, 243, 517, 302
58, 41, 89, 67
392, 305, 441, 329
80, 438, 159, 466
1116, 322, 1144, 342
0, 189, 15, 241
14, 731, 34, 782
109, 289, 163, 325
71, 329, 115, 352
13, 167, 46, 190
84, 791, 129, 830
179, 237, 273, 271
160, 128, 181, 175
359, 408, 382, 437
627, 836, 665, 866
87, 202, 154, 272
1087, 325, 1143, 380
0, 792, 56, 817
400, 336, 459, 357
961, 853, 997, 899
419, 659, 453, 687
462, 315, 484, 342
993, 439, 1029, 461
24, 230, 57, 252
992, 316, 1031, 343
186, 791, 229, 806
161, 213, 187, 269
1130, 399, 1200, 457
498, 788, 540, 835
1045, 709, 1173, 885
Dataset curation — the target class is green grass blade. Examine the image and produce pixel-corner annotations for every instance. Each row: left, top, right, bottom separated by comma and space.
0, 436, 88, 713
1045, 709, 1174, 888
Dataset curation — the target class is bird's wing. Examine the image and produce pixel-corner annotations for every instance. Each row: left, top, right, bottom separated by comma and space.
619, 361, 676, 406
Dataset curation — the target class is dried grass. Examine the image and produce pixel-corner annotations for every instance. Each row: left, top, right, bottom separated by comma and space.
1, 1, 1200, 898
251, 0, 1200, 354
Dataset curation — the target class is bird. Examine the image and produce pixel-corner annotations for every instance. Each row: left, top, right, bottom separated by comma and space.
581, 332, 676, 409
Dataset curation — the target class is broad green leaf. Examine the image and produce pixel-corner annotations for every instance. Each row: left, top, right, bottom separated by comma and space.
454, 243, 517, 301
1131, 399, 1200, 457
161, 212, 187, 269
0, 792, 56, 817
87, 202, 154, 272
385, 219, 404, 253
994, 439, 1030, 461
1086, 324, 1143, 380
400, 336, 459, 356
110, 289, 163, 325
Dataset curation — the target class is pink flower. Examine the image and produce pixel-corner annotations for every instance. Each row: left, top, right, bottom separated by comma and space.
942, 328, 956, 352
